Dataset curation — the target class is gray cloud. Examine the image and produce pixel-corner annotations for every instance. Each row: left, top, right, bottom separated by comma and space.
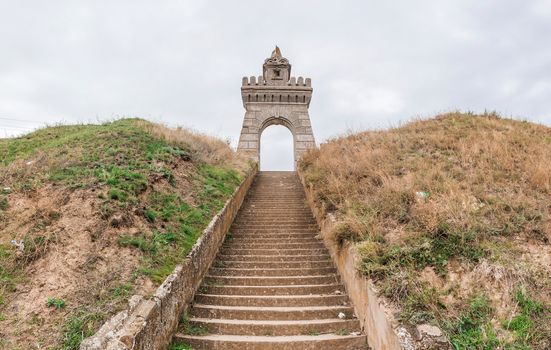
1, 0, 550, 169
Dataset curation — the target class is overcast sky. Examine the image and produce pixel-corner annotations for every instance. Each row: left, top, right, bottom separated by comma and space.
1, 1, 550, 170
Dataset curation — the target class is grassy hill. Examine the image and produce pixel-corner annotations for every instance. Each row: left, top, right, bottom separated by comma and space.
299, 112, 551, 349
0, 119, 249, 349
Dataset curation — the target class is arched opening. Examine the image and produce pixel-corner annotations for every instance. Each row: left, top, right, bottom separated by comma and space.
260, 125, 294, 171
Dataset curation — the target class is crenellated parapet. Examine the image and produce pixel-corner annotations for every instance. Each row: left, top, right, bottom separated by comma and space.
241, 75, 313, 106
241, 76, 312, 87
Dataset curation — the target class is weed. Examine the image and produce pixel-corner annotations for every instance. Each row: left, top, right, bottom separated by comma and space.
169, 343, 193, 350
58, 311, 103, 350
447, 295, 500, 350
178, 313, 208, 337
502, 289, 549, 348
47, 298, 66, 309
144, 209, 157, 223
117, 234, 157, 254
0, 196, 7, 210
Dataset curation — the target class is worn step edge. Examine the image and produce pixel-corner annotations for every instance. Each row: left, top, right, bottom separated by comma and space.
187, 318, 361, 336
174, 333, 367, 350
194, 294, 350, 307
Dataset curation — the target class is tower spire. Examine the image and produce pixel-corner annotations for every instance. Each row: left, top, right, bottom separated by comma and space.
271, 46, 282, 58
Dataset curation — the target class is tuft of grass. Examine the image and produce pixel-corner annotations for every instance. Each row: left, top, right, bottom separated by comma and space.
57, 311, 103, 350
447, 295, 500, 350
502, 289, 549, 348
169, 343, 194, 350
0, 196, 8, 211
47, 298, 66, 310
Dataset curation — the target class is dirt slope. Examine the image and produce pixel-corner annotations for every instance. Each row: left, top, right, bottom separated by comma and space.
0, 119, 248, 349
299, 112, 551, 349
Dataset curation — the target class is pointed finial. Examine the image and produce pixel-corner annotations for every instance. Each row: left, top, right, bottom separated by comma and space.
271, 46, 282, 58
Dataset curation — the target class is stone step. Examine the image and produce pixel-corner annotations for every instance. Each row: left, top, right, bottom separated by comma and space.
190, 304, 355, 320
194, 294, 350, 307
230, 228, 318, 233
232, 220, 317, 225
208, 267, 336, 277
174, 333, 367, 350
226, 237, 321, 244
222, 242, 325, 250
172, 172, 366, 349
217, 254, 331, 262
187, 318, 361, 336
219, 248, 328, 256
204, 275, 339, 286
229, 233, 317, 239
201, 284, 345, 296
214, 260, 334, 269
231, 226, 317, 229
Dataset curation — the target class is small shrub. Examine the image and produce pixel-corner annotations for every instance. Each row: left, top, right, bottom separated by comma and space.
332, 221, 359, 245
46, 297, 66, 309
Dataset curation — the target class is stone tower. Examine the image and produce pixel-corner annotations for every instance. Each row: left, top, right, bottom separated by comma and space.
237, 47, 316, 168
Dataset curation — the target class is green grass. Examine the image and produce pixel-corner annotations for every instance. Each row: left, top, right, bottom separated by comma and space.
447, 295, 500, 350
0, 244, 17, 306
0, 196, 7, 211
501, 289, 548, 349
0, 118, 245, 349
57, 311, 104, 350
117, 165, 242, 284
47, 298, 66, 310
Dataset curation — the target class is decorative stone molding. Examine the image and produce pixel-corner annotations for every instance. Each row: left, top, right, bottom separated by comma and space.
237, 47, 316, 169
80, 165, 258, 350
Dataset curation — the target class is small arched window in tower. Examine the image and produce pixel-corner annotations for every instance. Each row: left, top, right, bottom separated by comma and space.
248, 94, 251, 102
271, 95, 274, 102
303, 95, 306, 103
279, 95, 282, 102
263, 94, 266, 102
295, 95, 298, 103
255, 94, 258, 102
287, 95, 290, 102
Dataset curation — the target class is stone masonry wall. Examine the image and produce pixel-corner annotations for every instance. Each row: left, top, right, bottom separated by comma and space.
80, 165, 258, 350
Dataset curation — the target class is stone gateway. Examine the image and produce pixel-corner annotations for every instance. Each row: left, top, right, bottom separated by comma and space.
237, 47, 316, 168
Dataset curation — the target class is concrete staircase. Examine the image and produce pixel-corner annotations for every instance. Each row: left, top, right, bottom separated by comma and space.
174, 171, 367, 350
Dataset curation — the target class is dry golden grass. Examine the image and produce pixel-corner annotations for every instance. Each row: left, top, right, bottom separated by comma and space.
142, 121, 249, 171
299, 112, 551, 348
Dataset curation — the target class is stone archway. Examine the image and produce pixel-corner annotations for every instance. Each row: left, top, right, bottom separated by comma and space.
237, 47, 316, 169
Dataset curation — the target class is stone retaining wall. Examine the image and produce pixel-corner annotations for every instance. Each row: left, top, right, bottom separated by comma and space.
80, 165, 258, 350
297, 171, 413, 350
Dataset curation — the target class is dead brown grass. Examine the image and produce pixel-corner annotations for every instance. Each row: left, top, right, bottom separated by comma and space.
299, 112, 551, 348
142, 121, 249, 171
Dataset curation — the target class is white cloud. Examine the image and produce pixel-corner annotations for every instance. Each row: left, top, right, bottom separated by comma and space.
0, 0, 550, 167
330, 80, 405, 116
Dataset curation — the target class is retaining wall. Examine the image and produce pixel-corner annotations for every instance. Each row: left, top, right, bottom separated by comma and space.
297, 172, 414, 350
80, 165, 258, 350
